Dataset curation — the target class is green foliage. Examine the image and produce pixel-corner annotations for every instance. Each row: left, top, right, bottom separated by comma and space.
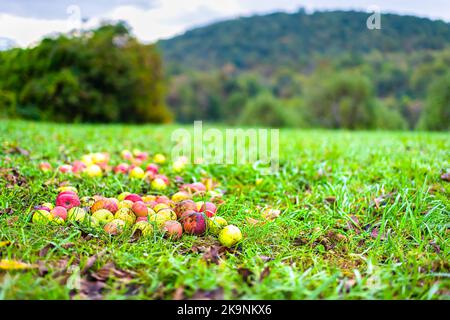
0, 23, 171, 123
417, 73, 450, 130
239, 93, 299, 127
159, 10, 450, 71
304, 72, 376, 129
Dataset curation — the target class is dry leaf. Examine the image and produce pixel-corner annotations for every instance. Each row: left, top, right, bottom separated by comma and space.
191, 288, 224, 300
441, 173, 450, 182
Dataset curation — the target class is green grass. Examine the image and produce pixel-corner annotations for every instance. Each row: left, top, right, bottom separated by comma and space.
0, 120, 449, 300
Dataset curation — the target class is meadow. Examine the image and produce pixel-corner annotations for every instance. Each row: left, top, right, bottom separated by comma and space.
0, 120, 449, 299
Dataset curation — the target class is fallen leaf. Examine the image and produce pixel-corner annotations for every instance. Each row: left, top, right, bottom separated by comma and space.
77, 279, 105, 300
7, 216, 18, 226
81, 250, 106, 274
246, 217, 263, 225
0, 208, 14, 216
0, 168, 28, 188
5, 146, 30, 157
259, 266, 271, 281
259, 255, 273, 262
429, 240, 441, 254
441, 173, 450, 182
173, 286, 185, 300
237, 267, 254, 285
91, 262, 134, 282
0, 259, 37, 270
39, 243, 55, 257
325, 196, 337, 204
261, 208, 281, 220
191, 288, 224, 300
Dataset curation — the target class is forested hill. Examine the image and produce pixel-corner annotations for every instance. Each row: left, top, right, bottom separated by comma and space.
158, 10, 450, 71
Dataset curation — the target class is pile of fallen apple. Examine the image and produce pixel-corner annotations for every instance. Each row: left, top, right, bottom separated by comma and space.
39, 150, 188, 190
31, 187, 242, 247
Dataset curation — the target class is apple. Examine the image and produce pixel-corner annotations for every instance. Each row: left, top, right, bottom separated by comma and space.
172, 160, 185, 173
118, 200, 134, 210
153, 153, 166, 164
130, 166, 145, 179
171, 191, 190, 203
121, 149, 133, 160
145, 164, 159, 174
208, 216, 228, 235
134, 151, 148, 161
57, 186, 78, 194
162, 221, 183, 239
133, 221, 153, 237
142, 195, 156, 202
80, 196, 95, 208
41, 202, 54, 210
81, 154, 94, 166
117, 192, 131, 201
157, 208, 177, 221
114, 163, 129, 174
154, 174, 169, 185
85, 164, 102, 177
56, 192, 81, 210
136, 216, 148, 223
34, 205, 51, 212
92, 209, 114, 225
58, 164, 73, 173
91, 199, 118, 214
32, 209, 53, 224
182, 212, 207, 235
124, 193, 142, 203
195, 201, 204, 211
151, 178, 167, 191
115, 208, 136, 225
67, 207, 87, 222
149, 213, 172, 227
218, 225, 242, 247
104, 219, 126, 235
153, 203, 170, 213
72, 160, 86, 173
39, 162, 52, 172
51, 206, 67, 221
174, 200, 197, 218
155, 195, 171, 204
200, 202, 217, 218
132, 201, 148, 217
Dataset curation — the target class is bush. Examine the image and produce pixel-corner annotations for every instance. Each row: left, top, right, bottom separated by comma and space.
239, 93, 299, 127
417, 73, 450, 131
0, 23, 171, 123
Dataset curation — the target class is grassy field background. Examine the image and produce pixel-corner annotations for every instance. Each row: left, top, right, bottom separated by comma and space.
0, 120, 449, 299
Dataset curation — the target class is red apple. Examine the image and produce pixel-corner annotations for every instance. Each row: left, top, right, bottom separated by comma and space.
163, 221, 183, 239
124, 194, 143, 203
154, 174, 169, 185
114, 163, 129, 174
200, 202, 217, 218
146, 163, 159, 174
132, 201, 148, 217
51, 206, 67, 220
56, 193, 80, 210
58, 164, 73, 173
155, 195, 171, 204
39, 162, 52, 172
136, 216, 148, 223
182, 212, 207, 235
91, 199, 118, 214
72, 160, 86, 173
174, 200, 197, 218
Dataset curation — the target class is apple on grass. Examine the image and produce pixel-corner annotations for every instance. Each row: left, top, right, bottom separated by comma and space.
104, 219, 126, 235
32, 210, 53, 224
92, 209, 114, 225
162, 221, 183, 239
115, 208, 136, 225
67, 207, 87, 222
124, 193, 142, 203
208, 216, 228, 235
56, 193, 81, 210
133, 221, 153, 237
151, 178, 167, 191
130, 167, 145, 179
39, 162, 52, 172
218, 225, 242, 247
85, 164, 102, 177
182, 212, 207, 235
51, 206, 67, 221
131, 201, 148, 217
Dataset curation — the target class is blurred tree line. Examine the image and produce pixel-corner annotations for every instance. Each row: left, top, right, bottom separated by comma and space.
166, 49, 450, 130
0, 22, 171, 123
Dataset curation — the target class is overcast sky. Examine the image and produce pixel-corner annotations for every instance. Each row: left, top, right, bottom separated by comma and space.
1, 0, 449, 47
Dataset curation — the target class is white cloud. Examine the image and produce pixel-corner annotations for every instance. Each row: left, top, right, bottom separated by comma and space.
0, 0, 449, 48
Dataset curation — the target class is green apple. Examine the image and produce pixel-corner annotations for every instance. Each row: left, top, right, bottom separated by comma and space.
67, 207, 87, 222
92, 209, 114, 225
218, 225, 242, 247
32, 210, 53, 224
208, 216, 228, 235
